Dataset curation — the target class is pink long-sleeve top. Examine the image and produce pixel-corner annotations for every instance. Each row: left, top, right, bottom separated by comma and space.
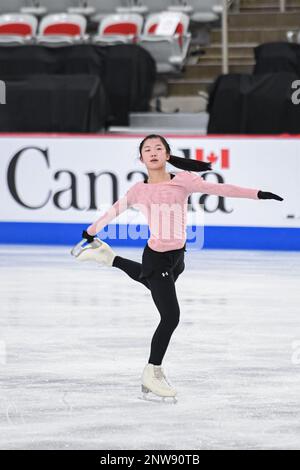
86, 170, 259, 252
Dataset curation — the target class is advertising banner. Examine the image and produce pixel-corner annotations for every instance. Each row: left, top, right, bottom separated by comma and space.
0, 134, 298, 250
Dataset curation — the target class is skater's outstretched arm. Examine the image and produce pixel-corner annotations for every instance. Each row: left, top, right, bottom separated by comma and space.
85, 186, 136, 237
184, 171, 283, 201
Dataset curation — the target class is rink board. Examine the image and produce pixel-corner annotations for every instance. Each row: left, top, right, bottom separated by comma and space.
0, 134, 299, 250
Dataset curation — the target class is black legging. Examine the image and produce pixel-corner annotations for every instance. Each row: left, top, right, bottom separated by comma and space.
112, 243, 186, 366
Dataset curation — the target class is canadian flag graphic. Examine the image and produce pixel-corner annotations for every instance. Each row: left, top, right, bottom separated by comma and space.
195, 149, 230, 169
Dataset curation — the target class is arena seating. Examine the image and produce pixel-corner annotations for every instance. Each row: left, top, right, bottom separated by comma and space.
138, 11, 191, 72
92, 13, 144, 45
0, 7, 193, 71
173, 0, 220, 22
36, 13, 87, 46
0, 0, 223, 20
0, 0, 224, 133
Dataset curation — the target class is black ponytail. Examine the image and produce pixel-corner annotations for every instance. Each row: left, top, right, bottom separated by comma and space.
139, 134, 212, 173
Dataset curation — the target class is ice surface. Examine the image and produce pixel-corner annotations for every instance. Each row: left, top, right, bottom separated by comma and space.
0, 244, 299, 450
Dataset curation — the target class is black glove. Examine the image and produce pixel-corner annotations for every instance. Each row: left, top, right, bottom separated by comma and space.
82, 230, 95, 243
257, 191, 283, 201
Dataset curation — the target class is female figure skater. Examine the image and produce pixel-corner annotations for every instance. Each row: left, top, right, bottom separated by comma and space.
74, 134, 283, 403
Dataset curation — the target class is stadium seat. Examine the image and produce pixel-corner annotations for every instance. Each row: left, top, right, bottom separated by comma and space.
92, 13, 144, 45
138, 11, 191, 73
0, 13, 37, 46
141, 0, 173, 13
91, 0, 130, 23
36, 13, 87, 46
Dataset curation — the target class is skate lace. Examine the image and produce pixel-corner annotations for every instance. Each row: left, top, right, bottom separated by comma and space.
154, 367, 170, 386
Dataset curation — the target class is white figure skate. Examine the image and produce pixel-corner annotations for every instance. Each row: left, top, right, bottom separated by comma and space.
140, 363, 177, 404
70, 237, 116, 267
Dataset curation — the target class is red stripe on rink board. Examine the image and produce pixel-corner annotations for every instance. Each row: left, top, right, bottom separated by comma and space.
1, 133, 300, 139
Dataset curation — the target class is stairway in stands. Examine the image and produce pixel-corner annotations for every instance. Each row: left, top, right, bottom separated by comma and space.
168, 0, 300, 96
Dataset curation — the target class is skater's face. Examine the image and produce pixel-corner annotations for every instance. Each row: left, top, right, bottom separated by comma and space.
140, 137, 170, 170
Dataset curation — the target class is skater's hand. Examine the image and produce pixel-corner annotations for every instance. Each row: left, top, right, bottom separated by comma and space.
82, 230, 95, 243
257, 191, 284, 201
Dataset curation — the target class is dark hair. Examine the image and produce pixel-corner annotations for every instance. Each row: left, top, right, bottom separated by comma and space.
139, 134, 212, 172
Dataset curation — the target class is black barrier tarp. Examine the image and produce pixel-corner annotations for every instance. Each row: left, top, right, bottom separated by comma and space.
100, 44, 156, 125
254, 42, 300, 76
0, 44, 156, 128
0, 44, 106, 76
207, 72, 300, 134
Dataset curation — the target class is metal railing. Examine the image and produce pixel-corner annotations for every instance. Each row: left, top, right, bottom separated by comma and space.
222, 0, 229, 74
280, 0, 286, 12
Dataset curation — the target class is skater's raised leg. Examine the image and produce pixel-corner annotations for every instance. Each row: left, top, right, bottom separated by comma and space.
76, 240, 150, 289
113, 255, 184, 289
